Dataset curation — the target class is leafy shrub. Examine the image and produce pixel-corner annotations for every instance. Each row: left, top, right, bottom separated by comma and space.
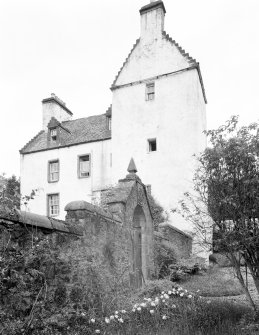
154, 238, 176, 279
169, 258, 205, 282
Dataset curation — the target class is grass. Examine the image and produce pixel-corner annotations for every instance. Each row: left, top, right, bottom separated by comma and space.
180, 266, 244, 297
87, 293, 252, 335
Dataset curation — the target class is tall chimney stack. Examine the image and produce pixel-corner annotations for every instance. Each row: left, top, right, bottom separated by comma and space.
42, 93, 73, 130
139, 1, 166, 43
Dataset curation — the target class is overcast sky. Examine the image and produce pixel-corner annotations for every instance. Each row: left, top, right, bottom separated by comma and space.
1, 0, 259, 177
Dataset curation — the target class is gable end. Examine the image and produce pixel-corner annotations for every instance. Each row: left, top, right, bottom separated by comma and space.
111, 39, 140, 89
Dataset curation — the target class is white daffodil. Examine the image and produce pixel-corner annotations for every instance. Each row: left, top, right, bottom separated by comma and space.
162, 315, 167, 320
164, 294, 169, 299
95, 330, 100, 334
137, 307, 141, 311
115, 311, 118, 315
140, 302, 146, 307
121, 310, 126, 314
188, 294, 192, 298
151, 302, 156, 307
90, 318, 95, 323
105, 317, 110, 324
110, 315, 115, 320
150, 309, 155, 314
118, 318, 124, 323
168, 290, 172, 295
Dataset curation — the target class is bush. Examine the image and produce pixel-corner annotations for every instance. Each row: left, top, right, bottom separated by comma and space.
169, 258, 205, 282
154, 238, 176, 279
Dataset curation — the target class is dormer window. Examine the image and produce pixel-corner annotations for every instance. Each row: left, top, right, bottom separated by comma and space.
50, 128, 57, 142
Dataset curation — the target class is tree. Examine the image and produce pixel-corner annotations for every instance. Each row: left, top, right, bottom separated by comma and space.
0, 174, 20, 212
176, 116, 259, 310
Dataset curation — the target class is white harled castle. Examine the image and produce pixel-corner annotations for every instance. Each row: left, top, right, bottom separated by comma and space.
20, 0, 207, 233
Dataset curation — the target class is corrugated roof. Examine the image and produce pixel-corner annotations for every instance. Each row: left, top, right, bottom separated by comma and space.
20, 113, 111, 154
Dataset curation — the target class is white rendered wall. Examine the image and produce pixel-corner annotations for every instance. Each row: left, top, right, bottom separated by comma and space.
112, 57, 206, 232
20, 139, 112, 219
115, 34, 190, 87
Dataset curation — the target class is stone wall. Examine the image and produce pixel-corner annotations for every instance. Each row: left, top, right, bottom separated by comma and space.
158, 223, 192, 258
65, 201, 132, 286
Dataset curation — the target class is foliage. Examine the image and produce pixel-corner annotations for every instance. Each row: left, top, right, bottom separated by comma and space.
0, 221, 255, 334
0, 217, 132, 335
79, 285, 252, 335
147, 194, 168, 231
176, 116, 259, 310
153, 237, 176, 279
168, 258, 203, 282
0, 174, 20, 211
181, 267, 244, 297
0, 174, 39, 215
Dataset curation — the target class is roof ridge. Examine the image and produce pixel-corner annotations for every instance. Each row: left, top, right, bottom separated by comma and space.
111, 38, 140, 88
162, 31, 197, 64
62, 113, 106, 124
20, 130, 44, 153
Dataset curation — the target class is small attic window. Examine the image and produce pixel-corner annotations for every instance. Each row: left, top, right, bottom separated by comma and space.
50, 128, 57, 142
148, 138, 157, 152
146, 82, 155, 101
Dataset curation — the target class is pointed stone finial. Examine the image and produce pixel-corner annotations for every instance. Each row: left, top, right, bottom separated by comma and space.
127, 158, 137, 174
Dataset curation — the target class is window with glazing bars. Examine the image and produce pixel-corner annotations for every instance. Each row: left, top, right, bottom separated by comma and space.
48, 160, 59, 182
50, 128, 57, 142
146, 82, 155, 101
78, 155, 90, 178
48, 194, 59, 216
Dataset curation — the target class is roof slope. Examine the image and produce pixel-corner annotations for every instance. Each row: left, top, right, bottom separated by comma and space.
21, 114, 111, 154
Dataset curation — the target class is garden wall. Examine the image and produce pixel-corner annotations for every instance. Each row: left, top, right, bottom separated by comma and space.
158, 223, 192, 258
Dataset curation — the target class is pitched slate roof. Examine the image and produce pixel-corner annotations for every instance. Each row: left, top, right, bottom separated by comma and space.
20, 113, 111, 154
